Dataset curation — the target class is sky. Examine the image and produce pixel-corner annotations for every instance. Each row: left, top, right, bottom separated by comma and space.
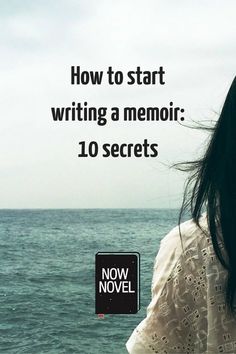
1, 0, 236, 208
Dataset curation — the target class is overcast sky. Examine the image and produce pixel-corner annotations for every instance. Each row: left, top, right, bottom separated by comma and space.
1, 0, 235, 208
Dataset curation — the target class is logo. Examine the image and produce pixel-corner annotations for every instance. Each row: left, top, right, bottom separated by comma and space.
95, 252, 140, 314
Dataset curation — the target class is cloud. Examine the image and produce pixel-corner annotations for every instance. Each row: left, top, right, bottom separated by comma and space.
1, 0, 235, 207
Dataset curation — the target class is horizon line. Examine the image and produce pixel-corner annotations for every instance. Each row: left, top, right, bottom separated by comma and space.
0, 207, 180, 210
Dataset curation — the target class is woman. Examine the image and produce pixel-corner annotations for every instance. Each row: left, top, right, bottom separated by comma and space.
126, 77, 236, 353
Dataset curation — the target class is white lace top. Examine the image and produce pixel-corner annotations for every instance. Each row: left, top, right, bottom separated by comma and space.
126, 213, 236, 354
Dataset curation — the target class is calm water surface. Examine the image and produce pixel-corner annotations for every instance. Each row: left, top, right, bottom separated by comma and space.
0, 209, 179, 354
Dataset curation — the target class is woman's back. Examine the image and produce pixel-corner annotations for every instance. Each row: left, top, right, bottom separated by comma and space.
126, 213, 236, 353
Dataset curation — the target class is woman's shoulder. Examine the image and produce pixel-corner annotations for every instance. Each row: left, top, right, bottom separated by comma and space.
151, 213, 210, 304
160, 212, 209, 255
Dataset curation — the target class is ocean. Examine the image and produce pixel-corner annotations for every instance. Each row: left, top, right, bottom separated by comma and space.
0, 209, 179, 354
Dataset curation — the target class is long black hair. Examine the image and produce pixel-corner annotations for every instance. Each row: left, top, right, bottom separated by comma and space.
176, 77, 236, 317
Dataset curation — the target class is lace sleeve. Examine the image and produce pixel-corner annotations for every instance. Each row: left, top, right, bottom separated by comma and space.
126, 226, 207, 354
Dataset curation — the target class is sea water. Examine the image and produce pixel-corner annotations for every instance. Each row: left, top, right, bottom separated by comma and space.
0, 209, 179, 354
